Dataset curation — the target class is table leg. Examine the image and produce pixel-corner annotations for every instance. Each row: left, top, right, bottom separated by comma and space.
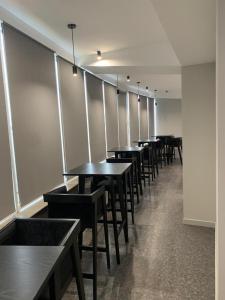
137, 153, 143, 195
128, 170, 134, 224
118, 176, 129, 243
78, 175, 85, 193
110, 180, 120, 264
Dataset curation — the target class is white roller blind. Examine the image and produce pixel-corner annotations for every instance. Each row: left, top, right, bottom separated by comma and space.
4, 24, 63, 206
140, 96, 148, 139
129, 92, 139, 143
118, 92, 128, 146
104, 83, 118, 150
0, 43, 15, 219
57, 57, 89, 169
86, 73, 106, 162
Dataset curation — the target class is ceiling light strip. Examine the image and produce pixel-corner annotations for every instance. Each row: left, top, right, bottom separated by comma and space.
83, 71, 92, 162
102, 81, 108, 157
54, 54, 67, 180
117, 92, 120, 147
147, 97, 150, 139
127, 92, 131, 146
154, 98, 157, 136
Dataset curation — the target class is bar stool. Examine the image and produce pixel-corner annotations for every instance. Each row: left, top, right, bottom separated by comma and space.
169, 137, 183, 165
43, 186, 110, 300
106, 157, 135, 224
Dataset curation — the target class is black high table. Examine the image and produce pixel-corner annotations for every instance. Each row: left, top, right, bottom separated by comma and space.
63, 162, 132, 264
0, 246, 64, 300
108, 146, 144, 195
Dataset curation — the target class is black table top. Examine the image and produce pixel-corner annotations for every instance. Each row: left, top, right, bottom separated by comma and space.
133, 139, 159, 143
0, 246, 64, 300
63, 162, 132, 177
152, 135, 174, 138
108, 146, 144, 153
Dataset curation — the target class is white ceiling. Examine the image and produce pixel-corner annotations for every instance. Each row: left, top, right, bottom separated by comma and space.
0, 0, 216, 98
151, 0, 216, 66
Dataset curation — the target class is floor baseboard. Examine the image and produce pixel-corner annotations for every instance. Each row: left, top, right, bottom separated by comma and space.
183, 218, 215, 228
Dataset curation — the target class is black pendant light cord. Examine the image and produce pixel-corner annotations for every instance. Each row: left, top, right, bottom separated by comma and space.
71, 28, 76, 66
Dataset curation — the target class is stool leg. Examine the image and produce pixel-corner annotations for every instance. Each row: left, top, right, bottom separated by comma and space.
71, 242, 86, 300
92, 212, 97, 300
134, 163, 139, 204
178, 146, 183, 165
110, 183, 120, 264
128, 171, 135, 224
118, 177, 128, 243
102, 195, 110, 269
78, 232, 83, 259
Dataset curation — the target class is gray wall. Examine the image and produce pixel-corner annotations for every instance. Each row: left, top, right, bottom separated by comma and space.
182, 63, 216, 226
156, 98, 182, 137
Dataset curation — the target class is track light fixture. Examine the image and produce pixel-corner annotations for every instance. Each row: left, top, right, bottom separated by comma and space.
126, 75, 130, 82
117, 75, 120, 94
67, 23, 78, 77
97, 50, 102, 60
137, 81, 140, 102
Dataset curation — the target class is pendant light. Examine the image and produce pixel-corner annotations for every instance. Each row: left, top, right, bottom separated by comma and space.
97, 50, 102, 60
126, 75, 130, 82
67, 23, 78, 76
117, 75, 120, 94
137, 81, 140, 102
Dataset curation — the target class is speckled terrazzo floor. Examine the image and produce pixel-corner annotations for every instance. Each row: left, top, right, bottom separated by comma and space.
63, 161, 215, 300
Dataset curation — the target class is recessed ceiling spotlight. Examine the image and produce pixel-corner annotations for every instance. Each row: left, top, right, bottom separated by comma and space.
154, 89, 158, 92
126, 75, 130, 82
67, 23, 78, 77
97, 50, 102, 60
165, 90, 169, 93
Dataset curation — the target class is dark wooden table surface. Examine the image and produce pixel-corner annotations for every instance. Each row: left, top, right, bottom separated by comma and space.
133, 139, 159, 145
63, 162, 132, 177
108, 146, 144, 153
0, 246, 64, 300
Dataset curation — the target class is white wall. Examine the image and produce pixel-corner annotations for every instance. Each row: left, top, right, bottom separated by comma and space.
216, 0, 225, 298
155, 98, 182, 137
182, 63, 216, 227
